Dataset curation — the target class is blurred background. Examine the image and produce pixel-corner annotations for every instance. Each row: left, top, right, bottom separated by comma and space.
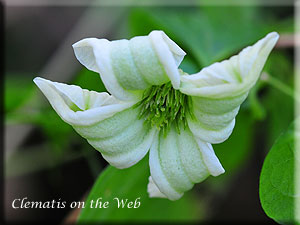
4, 1, 295, 224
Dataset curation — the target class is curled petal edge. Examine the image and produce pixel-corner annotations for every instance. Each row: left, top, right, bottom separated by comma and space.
72, 30, 186, 101
72, 39, 141, 101
33, 77, 136, 126
180, 32, 279, 98
149, 30, 186, 89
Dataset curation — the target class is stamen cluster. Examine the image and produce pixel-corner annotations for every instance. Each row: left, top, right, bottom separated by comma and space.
134, 82, 194, 135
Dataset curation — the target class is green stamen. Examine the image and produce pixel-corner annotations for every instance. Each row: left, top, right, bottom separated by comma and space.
134, 82, 194, 136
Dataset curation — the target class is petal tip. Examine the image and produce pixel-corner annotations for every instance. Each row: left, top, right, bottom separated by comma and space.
33, 77, 46, 87
209, 165, 225, 177
33, 77, 39, 84
268, 31, 280, 40
72, 39, 84, 49
208, 165, 225, 177
147, 176, 167, 199
72, 38, 96, 49
262, 31, 280, 47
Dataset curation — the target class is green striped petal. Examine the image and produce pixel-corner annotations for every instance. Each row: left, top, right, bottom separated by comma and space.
34, 77, 155, 168
149, 126, 222, 200
180, 32, 279, 143
72, 30, 185, 101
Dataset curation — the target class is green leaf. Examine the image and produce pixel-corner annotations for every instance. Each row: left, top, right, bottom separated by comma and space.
72, 68, 106, 93
77, 156, 204, 223
129, 6, 270, 67
259, 120, 299, 224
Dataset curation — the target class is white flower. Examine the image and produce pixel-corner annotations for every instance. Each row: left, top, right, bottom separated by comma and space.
34, 30, 279, 200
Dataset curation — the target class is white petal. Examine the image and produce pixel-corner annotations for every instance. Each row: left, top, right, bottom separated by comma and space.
73, 30, 185, 100
181, 32, 278, 143
149, 126, 211, 200
147, 176, 167, 199
180, 32, 279, 98
196, 139, 225, 176
187, 116, 236, 144
149, 133, 183, 200
73, 38, 141, 101
86, 121, 156, 169
149, 30, 186, 89
187, 94, 246, 144
34, 77, 152, 168
33, 77, 134, 126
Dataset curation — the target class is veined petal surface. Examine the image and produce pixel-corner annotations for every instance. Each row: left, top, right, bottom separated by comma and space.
180, 32, 279, 143
72, 30, 185, 101
149, 126, 222, 200
34, 77, 155, 168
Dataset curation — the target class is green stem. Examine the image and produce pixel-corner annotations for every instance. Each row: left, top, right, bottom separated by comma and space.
262, 72, 298, 102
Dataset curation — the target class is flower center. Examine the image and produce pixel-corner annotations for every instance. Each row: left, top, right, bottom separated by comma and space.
134, 82, 194, 135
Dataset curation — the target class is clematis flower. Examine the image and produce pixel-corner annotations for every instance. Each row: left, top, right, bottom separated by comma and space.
33, 30, 279, 200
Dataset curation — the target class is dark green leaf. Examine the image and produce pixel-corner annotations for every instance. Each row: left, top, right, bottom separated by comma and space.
259, 120, 299, 224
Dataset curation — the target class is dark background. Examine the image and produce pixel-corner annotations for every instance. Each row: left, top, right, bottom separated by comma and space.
3, 3, 295, 224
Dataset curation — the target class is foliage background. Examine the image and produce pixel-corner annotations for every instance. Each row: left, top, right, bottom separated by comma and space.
4, 2, 294, 224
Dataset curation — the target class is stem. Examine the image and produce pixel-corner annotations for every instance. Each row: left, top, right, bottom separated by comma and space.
261, 72, 298, 102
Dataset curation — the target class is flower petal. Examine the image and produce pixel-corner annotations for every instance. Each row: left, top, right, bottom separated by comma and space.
187, 115, 236, 144
33, 77, 134, 125
149, 126, 215, 200
180, 32, 279, 97
34, 77, 155, 168
84, 117, 156, 169
195, 139, 225, 176
187, 95, 247, 144
149, 30, 185, 89
72, 30, 185, 101
180, 32, 279, 143
147, 176, 167, 199
72, 38, 141, 101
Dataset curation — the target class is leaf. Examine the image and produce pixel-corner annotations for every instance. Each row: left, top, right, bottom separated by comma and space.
77, 156, 204, 223
259, 120, 299, 224
72, 68, 106, 93
129, 6, 271, 67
